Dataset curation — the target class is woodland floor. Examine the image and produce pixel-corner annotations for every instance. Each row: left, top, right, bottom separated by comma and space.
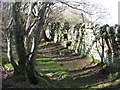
2, 42, 120, 89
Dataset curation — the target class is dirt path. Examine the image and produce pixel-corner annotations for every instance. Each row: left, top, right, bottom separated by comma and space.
2, 42, 120, 88
38, 43, 94, 71
37, 42, 120, 88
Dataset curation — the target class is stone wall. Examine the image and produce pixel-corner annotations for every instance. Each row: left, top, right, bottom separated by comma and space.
47, 22, 120, 68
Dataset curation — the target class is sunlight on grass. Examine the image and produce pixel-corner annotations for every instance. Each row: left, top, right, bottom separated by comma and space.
97, 83, 111, 88
79, 53, 100, 63
5, 63, 14, 70
45, 41, 55, 45
36, 58, 50, 61
35, 42, 120, 88
36, 57, 70, 80
71, 70, 87, 76
79, 81, 112, 88
59, 49, 69, 55
37, 52, 44, 56
39, 41, 55, 47
85, 56, 100, 63
116, 79, 120, 82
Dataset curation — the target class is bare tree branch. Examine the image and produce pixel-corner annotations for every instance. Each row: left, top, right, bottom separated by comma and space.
57, 0, 93, 15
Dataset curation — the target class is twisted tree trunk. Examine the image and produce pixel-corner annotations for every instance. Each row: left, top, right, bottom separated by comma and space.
12, 2, 49, 84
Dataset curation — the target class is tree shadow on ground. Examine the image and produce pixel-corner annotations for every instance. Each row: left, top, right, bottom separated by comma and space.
57, 66, 110, 88
37, 42, 120, 88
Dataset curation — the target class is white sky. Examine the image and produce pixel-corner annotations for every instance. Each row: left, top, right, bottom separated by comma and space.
2, 0, 119, 25
97, 0, 119, 25
65, 0, 119, 24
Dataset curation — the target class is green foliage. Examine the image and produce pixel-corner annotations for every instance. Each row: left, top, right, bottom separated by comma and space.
5, 63, 14, 70
12, 38, 16, 45
108, 72, 120, 81
2, 52, 9, 66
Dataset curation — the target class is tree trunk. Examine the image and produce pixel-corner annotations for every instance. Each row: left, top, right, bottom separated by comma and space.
7, 28, 18, 71
6, 18, 18, 71
12, 2, 28, 81
101, 36, 104, 63
12, 2, 50, 84
28, 3, 47, 63
42, 29, 50, 42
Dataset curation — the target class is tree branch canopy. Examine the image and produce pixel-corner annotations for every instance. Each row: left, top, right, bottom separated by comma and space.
57, 0, 94, 15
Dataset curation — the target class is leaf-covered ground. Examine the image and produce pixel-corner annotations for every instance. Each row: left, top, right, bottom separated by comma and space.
2, 42, 120, 88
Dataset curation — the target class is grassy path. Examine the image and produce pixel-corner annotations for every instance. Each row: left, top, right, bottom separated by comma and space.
2, 42, 120, 88
36, 42, 120, 88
